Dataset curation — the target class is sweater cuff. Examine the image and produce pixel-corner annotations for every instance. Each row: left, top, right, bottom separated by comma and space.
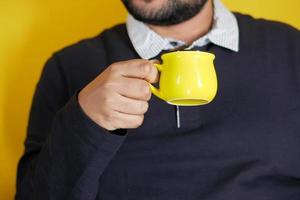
65, 90, 127, 150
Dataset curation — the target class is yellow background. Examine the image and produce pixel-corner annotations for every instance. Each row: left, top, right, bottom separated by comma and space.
0, 0, 299, 199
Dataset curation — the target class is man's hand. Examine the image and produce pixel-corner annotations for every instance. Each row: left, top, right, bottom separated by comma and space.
78, 59, 159, 131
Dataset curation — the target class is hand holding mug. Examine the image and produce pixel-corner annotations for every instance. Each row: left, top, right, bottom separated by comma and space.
78, 59, 159, 131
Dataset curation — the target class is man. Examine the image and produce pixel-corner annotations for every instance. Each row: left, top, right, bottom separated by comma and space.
16, 0, 300, 199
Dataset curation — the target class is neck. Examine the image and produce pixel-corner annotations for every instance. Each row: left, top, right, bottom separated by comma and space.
148, 0, 214, 44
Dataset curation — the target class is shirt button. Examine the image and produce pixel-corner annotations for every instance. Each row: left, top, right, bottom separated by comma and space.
170, 41, 179, 47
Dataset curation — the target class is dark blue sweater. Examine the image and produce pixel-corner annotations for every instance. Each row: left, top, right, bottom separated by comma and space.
16, 13, 300, 200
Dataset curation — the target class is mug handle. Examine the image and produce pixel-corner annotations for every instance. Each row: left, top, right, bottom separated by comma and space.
149, 63, 164, 100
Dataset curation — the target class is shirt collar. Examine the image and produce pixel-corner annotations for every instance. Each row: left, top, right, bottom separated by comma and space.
126, 0, 239, 59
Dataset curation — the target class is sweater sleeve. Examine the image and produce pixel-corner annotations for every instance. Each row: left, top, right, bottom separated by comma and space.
16, 54, 126, 200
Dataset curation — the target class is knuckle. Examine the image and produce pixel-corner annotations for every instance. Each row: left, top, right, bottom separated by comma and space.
104, 111, 116, 122
128, 115, 144, 128
98, 121, 112, 131
102, 80, 118, 91
100, 118, 116, 131
102, 82, 112, 90
140, 62, 151, 76
134, 115, 144, 127
102, 95, 112, 106
109, 63, 120, 73
140, 102, 149, 113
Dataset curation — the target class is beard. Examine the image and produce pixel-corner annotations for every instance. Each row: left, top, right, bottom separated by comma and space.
121, 0, 209, 26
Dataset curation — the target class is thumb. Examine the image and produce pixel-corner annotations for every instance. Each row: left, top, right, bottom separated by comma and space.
148, 59, 160, 83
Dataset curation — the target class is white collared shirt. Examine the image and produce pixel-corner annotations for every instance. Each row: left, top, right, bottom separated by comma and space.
126, 0, 239, 59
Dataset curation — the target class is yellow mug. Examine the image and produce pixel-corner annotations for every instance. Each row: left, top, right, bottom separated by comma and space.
149, 51, 218, 106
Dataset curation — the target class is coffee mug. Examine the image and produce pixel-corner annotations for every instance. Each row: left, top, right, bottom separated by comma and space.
149, 51, 218, 106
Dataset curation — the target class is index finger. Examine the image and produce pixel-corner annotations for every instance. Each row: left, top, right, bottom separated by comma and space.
113, 59, 159, 83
